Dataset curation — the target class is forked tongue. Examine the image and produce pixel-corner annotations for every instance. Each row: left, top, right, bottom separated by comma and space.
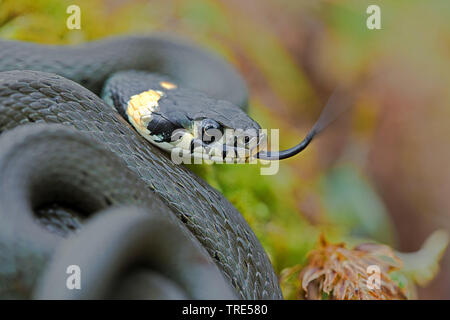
257, 86, 354, 160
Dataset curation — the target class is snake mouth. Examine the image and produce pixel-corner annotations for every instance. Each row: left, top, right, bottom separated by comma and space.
127, 127, 265, 163
153, 125, 266, 163
168, 129, 266, 163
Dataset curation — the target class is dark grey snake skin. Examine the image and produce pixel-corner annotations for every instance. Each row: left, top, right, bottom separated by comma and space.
0, 35, 282, 299
0, 124, 236, 299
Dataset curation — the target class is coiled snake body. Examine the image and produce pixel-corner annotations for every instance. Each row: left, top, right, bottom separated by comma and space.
0, 35, 282, 299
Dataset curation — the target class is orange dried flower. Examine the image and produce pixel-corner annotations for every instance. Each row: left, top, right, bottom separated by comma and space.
300, 234, 406, 300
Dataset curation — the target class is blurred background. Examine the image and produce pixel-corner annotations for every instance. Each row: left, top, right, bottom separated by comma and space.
1, 0, 449, 299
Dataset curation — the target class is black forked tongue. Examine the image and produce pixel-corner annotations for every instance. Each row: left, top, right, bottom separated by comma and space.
257, 86, 353, 161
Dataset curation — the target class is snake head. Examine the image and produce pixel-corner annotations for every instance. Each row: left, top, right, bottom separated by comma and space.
106, 71, 264, 163
176, 116, 264, 162
158, 89, 264, 163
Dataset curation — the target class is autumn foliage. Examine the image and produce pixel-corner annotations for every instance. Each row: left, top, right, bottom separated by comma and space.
299, 235, 406, 300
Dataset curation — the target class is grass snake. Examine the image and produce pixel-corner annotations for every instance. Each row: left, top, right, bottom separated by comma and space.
0, 34, 283, 299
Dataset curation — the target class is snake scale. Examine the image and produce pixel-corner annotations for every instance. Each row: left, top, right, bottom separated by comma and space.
0, 34, 282, 299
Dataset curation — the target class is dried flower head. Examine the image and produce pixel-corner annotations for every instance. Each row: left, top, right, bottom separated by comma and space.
300, 234, 406, 300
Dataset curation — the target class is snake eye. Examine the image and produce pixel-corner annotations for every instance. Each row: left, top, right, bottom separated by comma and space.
200, 119, 222, 144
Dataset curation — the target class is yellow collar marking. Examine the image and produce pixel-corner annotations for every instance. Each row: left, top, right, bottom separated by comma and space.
127, 89, 164, 135
160, 81, 177, 90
